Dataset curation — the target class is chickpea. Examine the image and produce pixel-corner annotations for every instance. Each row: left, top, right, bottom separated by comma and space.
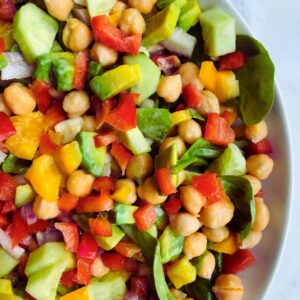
90, 42, 118, 67
200, 199, 234, 229
128, 0, 157, 14
239, 230, 262, 249
137, 177, 167, 205
63, 18, 93, 52
0, 94, 11, 115
3, 83, 36, 115
170, 288, 187, 300
170, 212, 201, 236
63, 91, 90, 118
157, 75, 182, 103
91, 256, 109, 278
202, 226, 229, 243
178, 119, 202, 144
111, 1, 128, 14
243, 174, 262, 196
180, 185, 206, 215
45, 0, 74, 21
67, 170, 95, 197
178, 62, 204, 92
33, 196, 60, 220
197, 251, 215, 279
177, 171, 186, 186
82, 116, 96, 132
126, 154, 153, 182
245, 120, 268, 143
246, 154, 274, 180
213, 274, 244, 300
113, 179, 137, 204
119, 8, 145, 35
160, 136, 186, 157
197, 90, 220, 116
252, 197, 270, 231
183, 232, 207, 259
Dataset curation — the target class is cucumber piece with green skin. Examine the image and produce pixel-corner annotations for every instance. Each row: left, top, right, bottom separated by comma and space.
157, 0, 187, 9
86, 0, 116, 18
0, 247, 19, 278
114, 204, 138, 225
178, 0, 202, 32
97, 225, 125, 250
77, 132, 107, 177
15, 184, 36, 208
13, 3, 58, 63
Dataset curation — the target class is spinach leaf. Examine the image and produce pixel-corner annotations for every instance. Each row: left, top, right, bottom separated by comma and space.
187, 109, 205, 121
153, 243, 175, 300
137, 108, 172, 142
183, 277, 215, 300
221, 176, 255, 240
2, 154, 30, 174
173, 138, 223, 173
235, 35, 275, 125
211, 252, 223, 281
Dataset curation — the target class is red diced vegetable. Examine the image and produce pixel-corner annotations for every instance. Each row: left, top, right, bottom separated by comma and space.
93, 177, 115, 193
0, 214, 9, 229
125, 259, 138, 272
94, 130, 118, 147
76, 258, 92, 285
220, 110, 236, 126
12, 211, 29, 248
244, 139, 273, 156
89, 217, 112, 237
58, 192, 79, 212
162, 194, 181, 215
101, 253, 126, 271
204, 113, 235, 146
74, 51, 88, 90
17, 253, 28, 277
91, 96, 115, 129
76, 191, 113, 213
45, 100, 66, 128
119, 34, 142, 55
150, 53, 181, 75
54, 222, 79, 253
222, 249, 255, 274
130, 276, 148, 298
133, 204, 157, 231
29, 80, 52, 114
0, 112, 16, 142
110, 141, 133, 175
0, 172, 17, 202
2, 200, 16, 214
0, 38, 5, 54
77, 233, 98, 260
219, 51, 245, 70
174, 103, 186, 112
27, 220, 49, 234
39, 133, 60, 155
155, 168, 176, 196
60, 269, 77, 289
0, 0, 16, 21
182, 84, 204, 109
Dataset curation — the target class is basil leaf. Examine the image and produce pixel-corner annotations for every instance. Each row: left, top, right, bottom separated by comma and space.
137, 108, 172, 142
173, 138, 223, 173
221, 176, 256, 240
187, 109, 205, 121
183, 277, 215, 300
235, 35, 275, 125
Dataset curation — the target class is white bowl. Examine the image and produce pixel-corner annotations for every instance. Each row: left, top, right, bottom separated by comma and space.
198, 0, 293, 299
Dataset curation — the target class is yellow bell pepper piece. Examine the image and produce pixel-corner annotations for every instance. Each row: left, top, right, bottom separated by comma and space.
171, 110, 192, 126
55, 141, 82, 175
215, 70, 240, 103
5, 112, 45, 160
199, 61, 218, 93
210, 233, 238, 254
60, 287, 90, 300
48, 130, 63, 146
112, 185, 132, 204
166, 257, 196, 289
25, 154, 62, 201
0, 279, 13, 295
108, 14, 119, 27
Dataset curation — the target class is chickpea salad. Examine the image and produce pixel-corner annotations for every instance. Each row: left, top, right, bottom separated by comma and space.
0, 0, 275, 299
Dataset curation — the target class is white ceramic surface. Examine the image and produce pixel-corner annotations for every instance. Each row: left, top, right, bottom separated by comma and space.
199, 1, 293, 299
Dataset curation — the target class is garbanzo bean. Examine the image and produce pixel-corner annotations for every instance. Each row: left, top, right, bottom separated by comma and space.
67, 170, 95, 198
170, 288, 187, 300
119, 8, 145, 35
63, 91, 90, 118
252, 197, 270, 231
197, 90, 220, 116
213, 274, 244, 300
202, 226, 229, 243
90, 42, 118, 67
0, 94, 11, 115
4, 83, 36, 115
243, 174, 262, 196
157, 75, 182, 103
180, 185, 206, 215
81, 116, 97, 132
197, 251, 216, 279
45, 0, 74, 21
128, 0, 157, 14
178, 62, 204, 92
183, 232, 207, 259
63, 18, 92, 52
33, 196, 60, 220
245, 120, 268, 143
170, 212, 201, 236
111, 1, 128, 15
178, 119, 202, 144
246, 154, 274, 180
113, 179, 137, 204
239, 230, 262, 249
126, 153, 153, 182
160, 136, 186, 157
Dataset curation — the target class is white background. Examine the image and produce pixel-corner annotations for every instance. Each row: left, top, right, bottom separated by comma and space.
228, 0, 300, 299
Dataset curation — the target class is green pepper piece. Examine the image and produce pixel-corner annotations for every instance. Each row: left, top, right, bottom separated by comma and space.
178, 0, 202, 32
2, 154, 30, 175
88, 61, 103, 78
53, 57, 75, 92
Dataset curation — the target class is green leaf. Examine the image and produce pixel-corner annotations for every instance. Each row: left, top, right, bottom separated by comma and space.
183, 277, 215, 300
187, 108, 205, 121
235, 35, 275, 125
221, 176, 256, 240
137, 108, 172, 142
2, 154, 30, 174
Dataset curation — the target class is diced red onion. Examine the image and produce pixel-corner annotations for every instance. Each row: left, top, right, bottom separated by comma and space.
123, 291, 139, 300
150, 53, 181, 76
57, 212, 73, 222
147, 44, 164, 54
19, 234, 38, 252
0, 228, 25, 259
137, 263, 151, 276
20, 203, 37, 225
14, 175, 28, 185
0, 151, 7, 164
36, 227, 63, 246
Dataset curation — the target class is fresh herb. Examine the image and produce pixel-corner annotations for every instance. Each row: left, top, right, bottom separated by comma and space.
88, 61, 103, 78
187, 108, 205, 121
183, 277, 215, 300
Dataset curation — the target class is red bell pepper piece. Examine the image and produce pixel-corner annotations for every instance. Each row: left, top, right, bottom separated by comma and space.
0, 112, 16, 142
204, 113, 235, 146
77, 233, 98, 260
54, 222, 79, 253
133, 204, 157, 231
27, 219, 49, 234
11, 211, 29, 248
60, 269, 77, 289
58, 192, 79, 212
125, 259, 138, 272
76, 258, 92, 285
0, 214, 8, 229
91, 97, 116, 130
93, 176, 115, 193
192, 173, 224, 206
110, 141, 133, 175
44, 100, 66, 128
1, 200, 16, 214
76, 191, 113, 213
73, 51, 88, 90
155, 168, 177, 196
89, 217, 112, 237
182, 84, 204, 109
104, 93, 137, 132
130, 276, 148, 298
0, 0, 16, 21
162, 193, 182, 215
92, 15, 141, 55
219, 51, 245, 70
39, 133, 60, 155
174, 103, 186, 112
29, 80, 52, 114
220, 110, 236, 126
244, 139, 273, 156
0, 172, 17, 202
94, 130, 118, 147
0, 38, 5, 54
101, 253, 126, 271
222, 249, 255, 274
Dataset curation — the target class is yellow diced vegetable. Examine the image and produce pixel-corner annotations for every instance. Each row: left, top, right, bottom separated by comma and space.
0, 279, 13, 295
108, 14, 119, 27
171, 110, 191, 126
199, 61, 218, 93
60, 287, 90, 300
112, 185, 132, 204
216, 71, 240, 103
210, 233, 238, 254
